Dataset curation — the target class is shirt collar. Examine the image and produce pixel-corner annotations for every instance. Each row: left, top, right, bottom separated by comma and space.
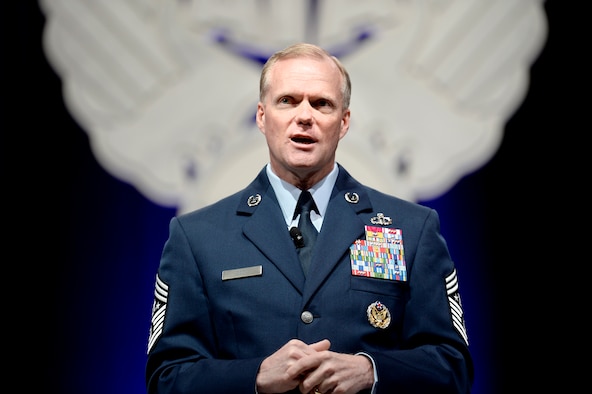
266, 163, 338, 227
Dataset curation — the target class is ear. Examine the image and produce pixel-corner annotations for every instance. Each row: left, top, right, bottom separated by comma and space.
339, 109, 351, 139
256, 102, 265, 134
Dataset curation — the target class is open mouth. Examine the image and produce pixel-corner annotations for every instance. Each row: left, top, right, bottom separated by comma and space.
291, 137, 315, 144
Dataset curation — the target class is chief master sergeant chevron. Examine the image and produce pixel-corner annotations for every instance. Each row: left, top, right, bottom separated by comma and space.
145, 42, 473, 394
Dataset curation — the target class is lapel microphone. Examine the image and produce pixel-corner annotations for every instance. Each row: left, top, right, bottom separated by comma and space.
289, 227, 305, 248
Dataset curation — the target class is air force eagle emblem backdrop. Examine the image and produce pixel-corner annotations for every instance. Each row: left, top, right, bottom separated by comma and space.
40, 0, 547, 214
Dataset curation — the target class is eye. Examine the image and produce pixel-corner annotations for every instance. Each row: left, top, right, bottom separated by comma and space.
279, 97, 292, 105
314, 99, 335, 113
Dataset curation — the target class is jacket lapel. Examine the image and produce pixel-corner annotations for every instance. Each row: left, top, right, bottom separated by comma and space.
236, 165, 374, 295
303, 166, 373, 297
238, 168, 305, 290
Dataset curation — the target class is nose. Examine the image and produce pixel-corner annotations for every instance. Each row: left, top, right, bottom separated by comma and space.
295, 101, 313, 125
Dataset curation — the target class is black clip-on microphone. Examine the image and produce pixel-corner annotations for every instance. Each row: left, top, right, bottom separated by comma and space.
289, 227, 305, 248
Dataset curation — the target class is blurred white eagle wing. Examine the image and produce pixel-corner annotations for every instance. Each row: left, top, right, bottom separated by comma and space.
40, 0, 262, 209
341, 0, 547, 201
40, 0, 547, 210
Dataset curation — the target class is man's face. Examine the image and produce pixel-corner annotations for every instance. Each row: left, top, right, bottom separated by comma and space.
256, 56, 350, 186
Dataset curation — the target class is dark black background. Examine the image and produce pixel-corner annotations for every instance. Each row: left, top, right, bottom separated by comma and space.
14, 1, 579, 392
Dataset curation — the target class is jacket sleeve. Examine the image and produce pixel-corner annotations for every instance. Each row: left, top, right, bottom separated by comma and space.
145, 217, 264, 394
370, 208, 474, 394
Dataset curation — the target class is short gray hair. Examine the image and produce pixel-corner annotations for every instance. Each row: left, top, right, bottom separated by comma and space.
259, 43, 351, 110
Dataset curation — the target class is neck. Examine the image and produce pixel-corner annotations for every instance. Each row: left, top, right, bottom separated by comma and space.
270, 163, 334, 191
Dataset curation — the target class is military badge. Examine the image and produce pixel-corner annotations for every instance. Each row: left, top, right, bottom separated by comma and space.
344, 192, 359, 203
247, 194, 261, 206
367, 301, 391, 329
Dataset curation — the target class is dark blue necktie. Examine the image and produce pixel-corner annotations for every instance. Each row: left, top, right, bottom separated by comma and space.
293, 190, 318, 276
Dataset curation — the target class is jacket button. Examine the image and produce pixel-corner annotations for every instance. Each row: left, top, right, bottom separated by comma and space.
300, 311, 314, 324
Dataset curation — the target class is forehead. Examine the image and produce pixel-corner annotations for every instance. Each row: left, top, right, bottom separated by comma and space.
268, 56, 342, 95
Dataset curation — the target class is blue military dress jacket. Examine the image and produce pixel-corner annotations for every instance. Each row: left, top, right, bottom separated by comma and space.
146, 164, 474, 393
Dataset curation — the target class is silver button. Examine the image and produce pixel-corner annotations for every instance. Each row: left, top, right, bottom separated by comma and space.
300, 311, 314, 324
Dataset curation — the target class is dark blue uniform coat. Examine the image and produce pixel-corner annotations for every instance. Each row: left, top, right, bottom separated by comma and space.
146, 165, 474, 393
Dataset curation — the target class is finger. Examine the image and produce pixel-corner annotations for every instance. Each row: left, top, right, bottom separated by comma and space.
308, 339, 330, 352
287, 353, 323, 380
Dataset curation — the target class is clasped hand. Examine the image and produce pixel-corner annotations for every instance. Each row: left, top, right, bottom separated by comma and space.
256, 339, 373, 394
